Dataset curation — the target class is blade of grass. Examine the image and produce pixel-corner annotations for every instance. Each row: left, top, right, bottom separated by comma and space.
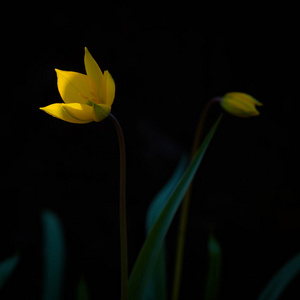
204, 229, 222, 300
257, 252, 300, 300
128, 115, 222, 300
144, 157, 188, 300
0, 254, 19, 289
41, 210, 65, 300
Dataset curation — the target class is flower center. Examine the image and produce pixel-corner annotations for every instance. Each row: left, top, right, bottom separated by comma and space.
81, 90, 102, 105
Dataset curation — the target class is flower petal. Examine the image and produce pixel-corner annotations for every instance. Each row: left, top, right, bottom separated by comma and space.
40, 103, 93, 124
84, 47, 105, 103
103, 70, 116, 106
62, 103, 94, 122
56, 69, 99, 104
92, 103, 111, 122
225, 92, 263, 106
221, 98, 260, 118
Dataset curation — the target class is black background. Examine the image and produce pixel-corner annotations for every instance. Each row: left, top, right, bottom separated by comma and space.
1, 2, 300, 299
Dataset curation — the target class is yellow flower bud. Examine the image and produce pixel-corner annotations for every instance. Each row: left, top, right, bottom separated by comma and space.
220, 92, 262, 118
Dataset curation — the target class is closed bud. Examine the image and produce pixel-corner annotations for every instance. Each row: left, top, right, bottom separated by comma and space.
220, 92, 262, 118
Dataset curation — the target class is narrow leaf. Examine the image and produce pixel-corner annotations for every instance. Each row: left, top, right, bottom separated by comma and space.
144, 156, 188, 300
0, 254, 19, 289
257, 252, 300, 300
146, 156, 189, 233
41, 210, 65, 300
204, 229, 222, 300
128, 115, 222, 300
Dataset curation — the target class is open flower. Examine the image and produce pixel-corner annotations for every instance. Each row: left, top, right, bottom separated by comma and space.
40, 48, 115, 123
219, 92, 262, 118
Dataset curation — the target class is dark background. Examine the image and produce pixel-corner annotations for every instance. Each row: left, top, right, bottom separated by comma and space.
1, 2, 300, 299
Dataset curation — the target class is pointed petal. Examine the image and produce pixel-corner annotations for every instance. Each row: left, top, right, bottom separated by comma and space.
84, 47, 105, 102
40, 103, 92, 124
103, 70, 116, 106
92, 103, 111, 122
62, 103, 94, 122
221, 98, 260, 118
55, 69, 99, 104
226, 92, 263, 106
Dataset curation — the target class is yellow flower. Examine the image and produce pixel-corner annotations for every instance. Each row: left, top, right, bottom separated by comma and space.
40, 48, 115, 123
219, 92, 263, 118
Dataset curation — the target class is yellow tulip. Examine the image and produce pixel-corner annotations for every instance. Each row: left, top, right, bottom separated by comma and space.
219, 92, 262, 118
40, 48, 115, 123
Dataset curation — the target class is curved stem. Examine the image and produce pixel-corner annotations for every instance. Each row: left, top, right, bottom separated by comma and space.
109, 114, 128, 300
172, 98, 220, 300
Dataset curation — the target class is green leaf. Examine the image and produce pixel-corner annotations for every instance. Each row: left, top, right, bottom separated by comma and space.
41, 210, 66, 300
144, 156, 188, 300
128, 115, 222, 300
78, 278, 89, 300
145, 156, 189, 233
257, 252, 300, 300
204, 229, 222, 300
0, 254, 19, 289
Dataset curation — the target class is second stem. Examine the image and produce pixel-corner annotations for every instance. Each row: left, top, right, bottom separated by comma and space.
172, 98, 219, 300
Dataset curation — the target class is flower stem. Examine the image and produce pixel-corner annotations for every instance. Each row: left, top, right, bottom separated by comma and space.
172, 98, 220, 300
109, 114, 128, 300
